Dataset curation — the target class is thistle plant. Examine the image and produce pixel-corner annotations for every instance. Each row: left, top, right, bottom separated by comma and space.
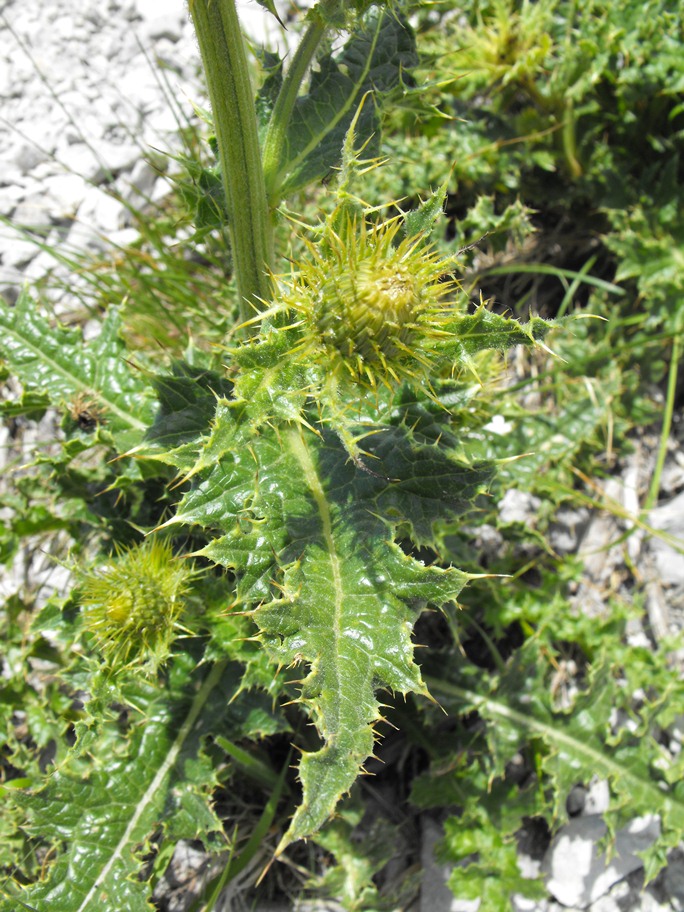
155, 0, 551, 851
0, 1, 608, 908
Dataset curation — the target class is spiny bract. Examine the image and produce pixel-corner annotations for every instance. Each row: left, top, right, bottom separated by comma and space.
283, 213, 459, 389
79, 538, 197, 673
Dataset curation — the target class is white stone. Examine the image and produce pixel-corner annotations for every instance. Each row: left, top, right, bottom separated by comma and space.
12, 140, 52, 175
543, 815, 661, 908
64, 219, 108, 256
57, 142, 107, 183
41, 173, 90, 219
483, 413, 513, 435
107, 227, 144, 249
22, 249, 62, 281
513, 896, 548, 911
12, 196, 54, 228
144, 14, 184, 42
0, 185, 26, 218
134, 0, 186, 21
0, 266, 27, 303
648, 491, 684, 586
98, 140, 142, 175
582, 780, 610, 816
499, 488, 541, 525
149, 175, 173, 205
0, 58, 12, 96
0, 234, 39, 269
128, 158, 160, 195
77, 186, 127, 234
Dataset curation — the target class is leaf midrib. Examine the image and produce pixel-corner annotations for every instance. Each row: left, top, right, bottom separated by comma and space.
427, 676, 684, 825
74, 660, 228, 912
2, 307, 147, 431
280, 10, 384, 189
286, 426, 343, 720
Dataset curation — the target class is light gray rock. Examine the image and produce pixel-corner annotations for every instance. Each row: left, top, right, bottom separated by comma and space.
41, 173, 90, 219
144, 14, 184, 43
12, 140, 52, 174
134, 0, 187, 22
1, 233, 39, 269
648, 491, 684, 586
543, 815, 661, 908
126, 158, 160, 197
499, 488, 542, 526
12, 195, 54, 229
0, 184, 26, 218
0, 277, 22, 304
97, 139, 142, 175
64, 218, 109, 256
56, 142, 107, 183
663, 850, 684, 911
78, 186, 128, 234
582, 780, 610, 817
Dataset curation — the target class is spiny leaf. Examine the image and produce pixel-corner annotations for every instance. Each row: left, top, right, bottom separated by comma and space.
421, 634, 684, 904
2, 658, 283, 912
0, 291, 155, 450
159, 403, 485, 848
400, 175, 450, 241
434, 307, 554, 366
146, 360, 233, 450
274, 7, 418, 198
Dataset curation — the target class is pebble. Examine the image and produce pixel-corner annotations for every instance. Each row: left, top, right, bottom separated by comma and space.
649, 490, 684, 586
543, 816, 661, 908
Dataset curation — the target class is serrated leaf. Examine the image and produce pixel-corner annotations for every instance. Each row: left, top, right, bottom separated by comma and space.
3, 659, 282, 912
273, 8, 418, 198
442, 776, 549, 908
160, 405, 484, 848
422, 635, 684, 903
0, 291, 155, 451
401, 176, 450, 241
434, 307, 554, 368
146, 360, 233, 450
0, 389, 48, 419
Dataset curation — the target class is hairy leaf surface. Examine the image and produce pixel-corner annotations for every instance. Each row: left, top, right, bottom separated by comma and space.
156, 395, 490, 848
271, 8, 418, 198
0, 292, 155, 450
2, 658, 283, 912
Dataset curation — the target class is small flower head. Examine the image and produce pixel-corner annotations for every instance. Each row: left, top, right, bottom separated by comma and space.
79, 538, 196, 673
284, 215, 457, 389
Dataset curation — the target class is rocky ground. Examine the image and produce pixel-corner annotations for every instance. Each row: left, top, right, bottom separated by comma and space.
2, 1, 684, 910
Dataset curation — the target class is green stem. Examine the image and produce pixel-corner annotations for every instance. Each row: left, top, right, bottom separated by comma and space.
562, 98, 582, 179
189, 0, 274, 319
262, 13, 327, 206
644, 327, 682, 511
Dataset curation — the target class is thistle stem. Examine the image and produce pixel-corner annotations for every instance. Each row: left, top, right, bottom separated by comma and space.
189, 0, 274, 319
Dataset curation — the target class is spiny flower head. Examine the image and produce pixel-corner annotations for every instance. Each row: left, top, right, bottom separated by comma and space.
79, 538, 197, 674
283, 213, 459, 389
